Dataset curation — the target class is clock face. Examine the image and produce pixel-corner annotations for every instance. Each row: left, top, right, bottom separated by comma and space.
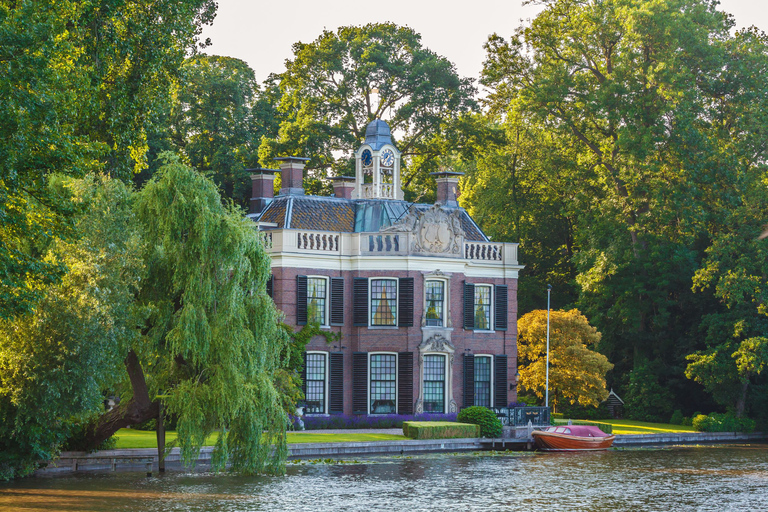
381, 149, 395, 167
361, 149, 373, 167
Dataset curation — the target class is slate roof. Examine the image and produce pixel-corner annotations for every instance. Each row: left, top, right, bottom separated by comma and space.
364, 119, 394, 151
256, 195, 488, 242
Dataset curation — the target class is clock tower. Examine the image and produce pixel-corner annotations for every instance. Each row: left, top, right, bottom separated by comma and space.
354, 119, 402, 200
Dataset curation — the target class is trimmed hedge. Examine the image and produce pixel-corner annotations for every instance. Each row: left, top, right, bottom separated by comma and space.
402, 421, 480, 440
457, 406, 503, 438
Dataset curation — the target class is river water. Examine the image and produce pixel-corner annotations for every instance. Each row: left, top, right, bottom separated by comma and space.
2, 445, 767, 511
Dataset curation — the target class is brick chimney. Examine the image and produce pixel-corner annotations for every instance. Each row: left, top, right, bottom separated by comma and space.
274, 156, 310, 196
431, 171, 464, 207
248, 168, 279, 214
329, 175, 356, 199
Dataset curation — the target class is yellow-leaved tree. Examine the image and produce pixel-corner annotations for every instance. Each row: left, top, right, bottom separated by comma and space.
517, 309, 613, 411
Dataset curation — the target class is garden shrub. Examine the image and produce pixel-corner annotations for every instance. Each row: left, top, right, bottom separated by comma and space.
402, 421, 479, 439
669, 410, 684, 425
457, 406, 503, 438
692, 412, 756, 433
624, 363, 674, 422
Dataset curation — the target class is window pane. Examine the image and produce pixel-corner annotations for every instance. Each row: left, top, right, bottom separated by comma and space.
370, 354, 397, 414
474, 357, 491, 408
305, 353, 326, 414
423, 354, 445, 413
371, 279, 397, 326
474, 286, 491, 330
307, 277, 327, 325
425, 280, 444, 327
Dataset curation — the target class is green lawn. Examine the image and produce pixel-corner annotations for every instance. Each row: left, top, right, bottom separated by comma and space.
554, 418, 697, 435
112, 429, 405, 449
108, 419, 694, 449
600, 419, 697, 435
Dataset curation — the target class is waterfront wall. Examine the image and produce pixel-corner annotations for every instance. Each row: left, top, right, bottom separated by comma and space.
35, 431, 767, 476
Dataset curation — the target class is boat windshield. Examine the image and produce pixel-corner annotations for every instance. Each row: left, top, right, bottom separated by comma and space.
545, 427, 572, 434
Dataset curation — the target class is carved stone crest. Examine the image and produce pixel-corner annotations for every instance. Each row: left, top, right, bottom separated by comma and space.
419, 333, 455, 354
382, 204, 465, 256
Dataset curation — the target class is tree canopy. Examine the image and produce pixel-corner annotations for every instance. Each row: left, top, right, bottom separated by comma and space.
479, 0, 768, 419
0, 158, 291, 480
0, 0, 216, 319
260, 22, 477, 197
162, 55, 280, 207
517, 309, 613, 410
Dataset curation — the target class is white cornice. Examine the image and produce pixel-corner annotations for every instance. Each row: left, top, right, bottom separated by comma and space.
269, 252, 523, 279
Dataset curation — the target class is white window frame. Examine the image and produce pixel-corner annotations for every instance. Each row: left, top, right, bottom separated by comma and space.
368, 351, 398, 414
369, 277, 398, 328
306, 275, 330, 327
424, 277, 449, 328
473, 354, 494, 408
421, 352, 449, 414
473, 284, 494, 332
304, 351, 329, 415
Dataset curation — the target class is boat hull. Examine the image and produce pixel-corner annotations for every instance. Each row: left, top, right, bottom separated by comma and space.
532, 431, 615, 451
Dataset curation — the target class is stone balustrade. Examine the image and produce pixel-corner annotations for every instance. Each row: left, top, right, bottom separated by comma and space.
464, 241, 504, 261
296, 231, 340, 252
361, 233, 407, 255
361, 183, 395, 199
262, 229, 519, 266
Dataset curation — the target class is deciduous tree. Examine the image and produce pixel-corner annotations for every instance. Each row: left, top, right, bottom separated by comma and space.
260, 23, 476, 194
0, 157, 291, 479
482, 0, 768, 415
0, 0, 216, 319
517, 309, 613, 410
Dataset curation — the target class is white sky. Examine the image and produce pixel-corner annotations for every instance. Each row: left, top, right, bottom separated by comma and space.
201, 0, 768, 84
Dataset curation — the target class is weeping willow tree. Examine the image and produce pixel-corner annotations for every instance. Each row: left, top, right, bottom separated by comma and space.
0, 155, 291, 479
97, 153, 290, 473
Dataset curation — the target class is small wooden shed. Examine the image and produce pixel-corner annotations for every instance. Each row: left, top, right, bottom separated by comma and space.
604, 389, 624, 418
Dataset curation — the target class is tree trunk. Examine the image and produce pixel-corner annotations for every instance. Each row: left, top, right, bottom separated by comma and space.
74, 349, 159, 450
735, 380, 750, 418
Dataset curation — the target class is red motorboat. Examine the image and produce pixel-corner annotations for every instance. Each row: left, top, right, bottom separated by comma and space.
532, 425, 615, 451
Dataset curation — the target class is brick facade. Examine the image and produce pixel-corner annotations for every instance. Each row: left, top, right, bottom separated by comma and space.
253, 119, 522, 418
271, 264, 519, 415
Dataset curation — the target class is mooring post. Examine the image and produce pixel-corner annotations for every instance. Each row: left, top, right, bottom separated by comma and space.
156, 401, 165, 473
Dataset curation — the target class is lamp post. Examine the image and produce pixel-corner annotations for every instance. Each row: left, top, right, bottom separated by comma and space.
545, 284, 552, 409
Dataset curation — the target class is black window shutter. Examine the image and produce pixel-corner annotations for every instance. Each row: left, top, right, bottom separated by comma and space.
329, 352, 344, 414
353, 278, 368, 326
296, 275, 308, 325
353, 352, 368, 414
398, 277, 414, 327
463, 282, 475, 330
301, 352, 308, 398
330, 278, 344, 326
463, 354, 475, 408
266, 274, 274, 299
495, 285, 508, 331
398, 352, 414, 414
495, 355, 508, 408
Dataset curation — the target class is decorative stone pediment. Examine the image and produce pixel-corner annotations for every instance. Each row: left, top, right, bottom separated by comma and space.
419, 333, 455, 354
382, 204, 465, 256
